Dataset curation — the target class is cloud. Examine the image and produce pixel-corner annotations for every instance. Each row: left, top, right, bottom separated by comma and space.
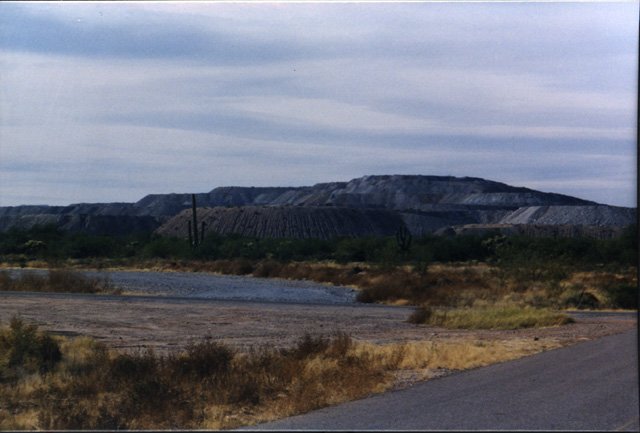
0, 2, 637, 207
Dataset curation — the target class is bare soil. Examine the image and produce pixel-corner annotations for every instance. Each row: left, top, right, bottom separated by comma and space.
0, 292, 634, 355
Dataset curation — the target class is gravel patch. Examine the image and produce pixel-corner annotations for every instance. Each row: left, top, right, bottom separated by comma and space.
5, 268, 358, 304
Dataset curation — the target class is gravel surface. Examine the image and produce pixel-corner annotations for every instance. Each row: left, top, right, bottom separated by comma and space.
5, 268, 358, 304
0, 289, 634, 354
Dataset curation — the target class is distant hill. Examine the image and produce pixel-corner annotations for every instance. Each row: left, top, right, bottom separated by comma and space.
0, 175, 635, 238
156, 206, 404, 240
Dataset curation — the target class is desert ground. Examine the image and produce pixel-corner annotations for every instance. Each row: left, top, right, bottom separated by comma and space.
0, 290, 634, 355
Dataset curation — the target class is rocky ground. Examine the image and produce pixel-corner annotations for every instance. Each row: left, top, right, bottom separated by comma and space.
0, 291, 634, 354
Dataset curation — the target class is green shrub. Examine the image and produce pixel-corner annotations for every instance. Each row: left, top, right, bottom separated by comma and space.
140, 237, 191, 259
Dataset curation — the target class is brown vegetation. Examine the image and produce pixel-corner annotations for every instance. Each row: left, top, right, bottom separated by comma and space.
0, 269, 119, 295
100, 258, 635, 310
0, 318, 563, 430
3, 258, 635, 311
407, 305, 573, 329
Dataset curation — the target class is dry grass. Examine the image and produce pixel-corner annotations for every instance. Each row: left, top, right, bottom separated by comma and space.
555, 270, 638, 309
408, 305, 574, 330
0, 269, 119, 295
0, 318, 565, 430
356, 337, 561, 372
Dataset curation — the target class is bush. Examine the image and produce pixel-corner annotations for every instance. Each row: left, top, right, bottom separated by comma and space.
0, 270, 115, 294
287, 333, 331, 360
48, 269, 111, 293
0, 317, 62, 381
172, 341, 233, 378
561, 290, 600, 309
407, 306, 433, 324
141, 237, 191, 259
63, 235, 116, 258
109, 350, 158, 383
252, 259, 284, 278
605, 284, 638, 309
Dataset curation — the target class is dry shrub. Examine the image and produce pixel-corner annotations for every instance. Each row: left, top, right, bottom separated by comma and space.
407, 305, 432, 324
48, 270, 111, 293
2, 318, 569, 430
558, 270, 638, 309
252, 260, 284, 278
0, 316, 62, 381
203, 259, 255, 275
407, 305, 573, 330
170, 341, 233, 378
0, 270, 116, 294
2, 326, 391, 430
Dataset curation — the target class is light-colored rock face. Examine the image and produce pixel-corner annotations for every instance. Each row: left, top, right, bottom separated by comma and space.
499, 205, 637, 227
184, 175, 595, 211
0, 214, 158, 235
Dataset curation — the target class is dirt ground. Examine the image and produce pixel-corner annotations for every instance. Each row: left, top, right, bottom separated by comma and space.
0, 292, 635, 354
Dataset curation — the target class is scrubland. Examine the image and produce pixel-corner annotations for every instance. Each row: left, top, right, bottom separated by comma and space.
0, 269, 118, 295
0, 317, 562, 430
2, 224, 636, 314
0, 225, 636, 428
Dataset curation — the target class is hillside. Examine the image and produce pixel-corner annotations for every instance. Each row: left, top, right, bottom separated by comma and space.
157, 206, 404, 240
138, 175, 595, 212
0, 175, 635, 238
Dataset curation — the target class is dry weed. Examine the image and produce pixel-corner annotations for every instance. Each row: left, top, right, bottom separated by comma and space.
1, 316, 570, 430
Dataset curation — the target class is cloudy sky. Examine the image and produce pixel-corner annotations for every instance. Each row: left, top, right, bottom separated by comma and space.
0, 1, 637, 207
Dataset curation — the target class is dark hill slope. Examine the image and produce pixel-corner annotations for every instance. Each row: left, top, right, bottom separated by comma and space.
0, 175, 633, 237
156, 206, 404, 240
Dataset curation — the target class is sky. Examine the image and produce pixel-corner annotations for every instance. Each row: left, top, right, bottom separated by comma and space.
0, 1, 637, 208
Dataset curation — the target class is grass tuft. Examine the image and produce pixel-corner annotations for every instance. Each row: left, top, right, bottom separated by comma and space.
408, 305, 574, 330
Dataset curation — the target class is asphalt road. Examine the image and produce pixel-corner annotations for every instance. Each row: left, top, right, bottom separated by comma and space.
247, 327, 639, 431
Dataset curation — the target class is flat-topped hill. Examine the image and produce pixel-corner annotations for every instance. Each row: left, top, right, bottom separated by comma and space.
1, 175, 634, 238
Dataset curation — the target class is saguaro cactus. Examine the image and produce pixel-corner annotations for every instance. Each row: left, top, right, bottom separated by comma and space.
396, 224, 412, 252
191, 194, 199, 247
188, 220, 193, 246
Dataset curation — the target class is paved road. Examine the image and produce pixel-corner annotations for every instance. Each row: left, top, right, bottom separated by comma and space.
248, 328, 639, 431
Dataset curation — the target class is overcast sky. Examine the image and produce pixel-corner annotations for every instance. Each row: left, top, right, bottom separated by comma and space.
0, 1, 637, 207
